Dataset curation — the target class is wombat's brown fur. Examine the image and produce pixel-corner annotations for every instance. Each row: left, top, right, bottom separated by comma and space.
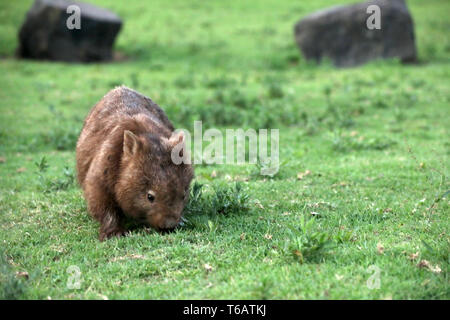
76, 86, 193, 241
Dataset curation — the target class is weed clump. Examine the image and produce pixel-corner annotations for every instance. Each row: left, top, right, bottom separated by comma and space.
39, 126, 79, 151
34, 156, 75, 193
331, 133, 396, 152
183, 182, 251, 217
284, 216, 332, 264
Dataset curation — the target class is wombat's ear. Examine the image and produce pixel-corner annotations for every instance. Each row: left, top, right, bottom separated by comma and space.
168, 131, 185, 147
163, 131, 188, 163
162, 131, 185, 149
123, 130, 140, 156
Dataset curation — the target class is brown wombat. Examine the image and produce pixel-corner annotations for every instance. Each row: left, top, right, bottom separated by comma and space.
76, 86, 193, 241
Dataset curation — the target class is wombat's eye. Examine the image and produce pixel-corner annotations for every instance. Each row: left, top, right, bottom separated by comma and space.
147, 192, 155, 203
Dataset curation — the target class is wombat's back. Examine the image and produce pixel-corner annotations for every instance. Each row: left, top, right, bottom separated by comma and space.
76, 86, 174, 188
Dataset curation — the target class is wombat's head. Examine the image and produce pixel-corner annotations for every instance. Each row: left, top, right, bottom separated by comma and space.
115, 130, 193, 231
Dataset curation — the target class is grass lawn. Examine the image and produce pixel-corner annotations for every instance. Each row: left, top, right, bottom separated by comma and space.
0, 0, 449, 299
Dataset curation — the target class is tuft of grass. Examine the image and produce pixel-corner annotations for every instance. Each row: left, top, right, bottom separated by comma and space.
331, 132, 396, 152
38, 126, 80, 151
182, 181, 205, 216
284, 216, 333, 264
48, 166, 76, 192
183, 182, 251, 218
34, 156, 75, 193
211, 182, 251, 215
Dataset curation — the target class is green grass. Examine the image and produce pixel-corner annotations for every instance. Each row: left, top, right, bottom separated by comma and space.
0, 0, 449, 299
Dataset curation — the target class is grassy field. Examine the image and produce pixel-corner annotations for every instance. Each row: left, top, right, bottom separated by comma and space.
0, 0, 449, 299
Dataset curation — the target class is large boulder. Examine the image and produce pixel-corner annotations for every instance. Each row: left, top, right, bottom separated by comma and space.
294, 0, 417, 67
17, 0, 122, 62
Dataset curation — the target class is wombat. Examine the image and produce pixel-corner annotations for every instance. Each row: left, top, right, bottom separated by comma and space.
76, 86, 193, 241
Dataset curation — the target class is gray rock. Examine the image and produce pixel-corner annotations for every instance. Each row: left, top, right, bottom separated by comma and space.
294, 0, 417, 67
17, 0, 122, 62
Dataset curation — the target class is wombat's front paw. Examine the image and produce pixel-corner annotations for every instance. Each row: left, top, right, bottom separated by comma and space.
99, 227, 126, 241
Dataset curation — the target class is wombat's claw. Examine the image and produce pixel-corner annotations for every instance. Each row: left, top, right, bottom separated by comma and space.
99, 228, 126, 241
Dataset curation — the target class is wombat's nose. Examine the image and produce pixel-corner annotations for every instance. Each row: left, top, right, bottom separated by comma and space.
160, 216, 180, 230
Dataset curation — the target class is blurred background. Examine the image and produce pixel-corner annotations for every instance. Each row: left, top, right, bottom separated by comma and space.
1, 0, 448, 142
